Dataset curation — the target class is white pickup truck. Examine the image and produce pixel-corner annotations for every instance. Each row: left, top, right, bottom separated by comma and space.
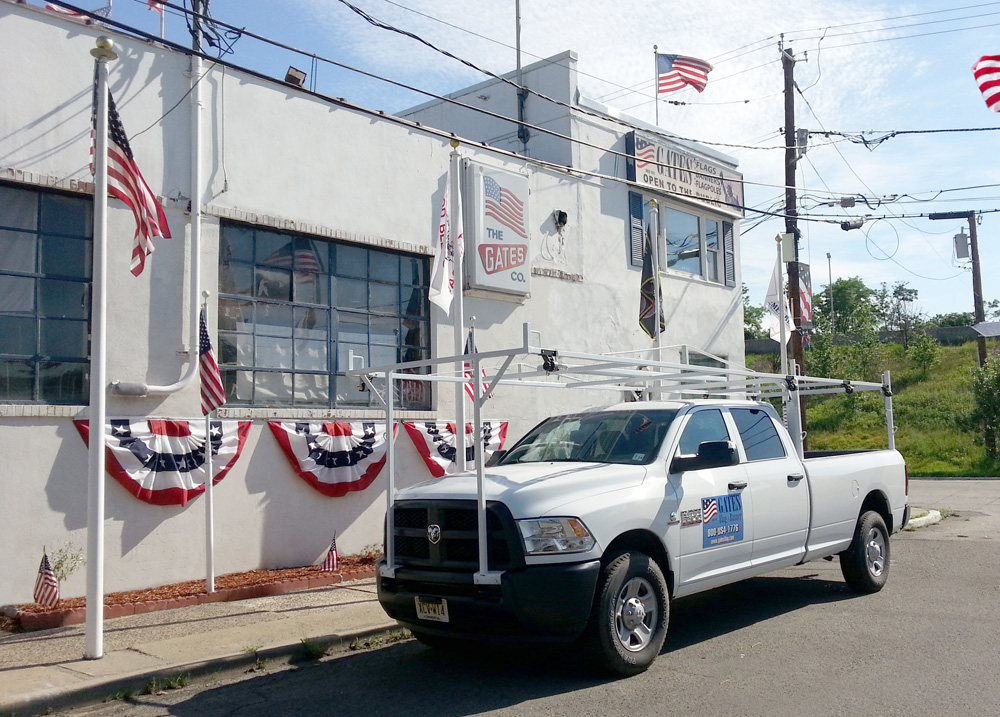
376, 398, 909, 675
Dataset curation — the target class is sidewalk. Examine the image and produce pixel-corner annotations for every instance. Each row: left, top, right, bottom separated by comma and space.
0, 576, 398, 716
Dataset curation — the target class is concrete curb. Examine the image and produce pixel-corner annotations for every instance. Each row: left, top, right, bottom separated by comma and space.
15, 567, 377, 631
906, 508, 943, 529
0, 620, 402, 717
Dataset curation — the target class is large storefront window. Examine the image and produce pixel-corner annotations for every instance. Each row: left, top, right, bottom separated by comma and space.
0, 184, 91, 403
218, 221, 430, 409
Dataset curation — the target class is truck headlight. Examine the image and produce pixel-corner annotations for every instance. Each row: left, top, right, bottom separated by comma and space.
518, 517, 596, 555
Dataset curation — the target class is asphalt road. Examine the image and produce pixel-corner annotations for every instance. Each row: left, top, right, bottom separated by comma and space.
63, 479, 1000, 717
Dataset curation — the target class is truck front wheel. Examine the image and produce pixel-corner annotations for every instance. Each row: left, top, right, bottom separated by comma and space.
840, 510, 890, 594
587, 550, 669, 676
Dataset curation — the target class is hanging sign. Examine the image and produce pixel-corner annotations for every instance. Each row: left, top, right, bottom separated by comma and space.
74, 419, 251, 506
465, 161, 531, 295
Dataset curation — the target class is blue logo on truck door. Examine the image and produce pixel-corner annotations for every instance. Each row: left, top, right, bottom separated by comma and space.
702, 494, 743, 548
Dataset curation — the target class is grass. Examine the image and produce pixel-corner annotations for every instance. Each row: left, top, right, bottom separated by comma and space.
348, 629, 411, 651
803, 342, 1000, 476
300, 638, 328, 660
141, 673, 190, 695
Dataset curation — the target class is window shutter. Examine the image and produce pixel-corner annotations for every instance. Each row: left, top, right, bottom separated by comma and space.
628, 191, 644, 267
723, 221, 736, 287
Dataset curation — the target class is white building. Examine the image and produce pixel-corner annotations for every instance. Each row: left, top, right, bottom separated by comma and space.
0, 1, 743, 605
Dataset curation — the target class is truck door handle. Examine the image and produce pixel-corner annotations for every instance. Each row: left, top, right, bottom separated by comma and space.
787, 473, 804, 483
728, 480, 748, 490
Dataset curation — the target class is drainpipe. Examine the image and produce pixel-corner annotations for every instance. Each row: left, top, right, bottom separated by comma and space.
112, 13, 203, 397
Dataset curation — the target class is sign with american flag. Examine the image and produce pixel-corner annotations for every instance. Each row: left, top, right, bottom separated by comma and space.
466, 162, 530, 296
626, 131, 744, 218
702, 493, 744, 548
74, 419, 251, 506
268, 421, 396, 497
403, 421, 508, 478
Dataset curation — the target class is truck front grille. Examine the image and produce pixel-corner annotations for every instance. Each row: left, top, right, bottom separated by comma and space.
389, 500, 524, 572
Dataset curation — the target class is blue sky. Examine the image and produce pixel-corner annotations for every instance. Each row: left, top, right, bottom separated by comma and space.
80, 0, 1000, 320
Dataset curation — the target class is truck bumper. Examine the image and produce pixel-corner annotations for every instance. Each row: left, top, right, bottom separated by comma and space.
377, 559, 601, 642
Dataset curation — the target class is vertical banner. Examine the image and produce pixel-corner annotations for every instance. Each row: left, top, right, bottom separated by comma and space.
466, 162, 530, 295
791, 262, 813, 329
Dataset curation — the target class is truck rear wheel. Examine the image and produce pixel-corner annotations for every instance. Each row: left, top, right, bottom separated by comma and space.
840, 510, 890, 593
586, 550, 669, 676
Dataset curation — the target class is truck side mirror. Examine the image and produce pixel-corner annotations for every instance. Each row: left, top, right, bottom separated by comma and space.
670, 440, 739, 473
486, 449, 506, 467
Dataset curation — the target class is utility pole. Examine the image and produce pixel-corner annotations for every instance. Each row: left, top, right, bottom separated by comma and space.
929, 211, 988, 366
782, 44, 807, 447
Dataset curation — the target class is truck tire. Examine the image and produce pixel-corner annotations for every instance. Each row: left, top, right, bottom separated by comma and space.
840, 510, 890, 594
586, 550, 669, 676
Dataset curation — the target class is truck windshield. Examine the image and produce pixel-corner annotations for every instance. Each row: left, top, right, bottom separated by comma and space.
498, 409, 678, 466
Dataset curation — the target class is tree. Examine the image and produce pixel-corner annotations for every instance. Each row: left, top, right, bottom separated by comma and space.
971, 353, 1000, 458
812, 276, 877, 336
742, 283, 768, 340
927, 311, 974, 327
876, 281, 922, 346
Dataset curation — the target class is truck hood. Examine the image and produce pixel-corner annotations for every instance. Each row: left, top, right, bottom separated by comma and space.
395, 462, 647, 517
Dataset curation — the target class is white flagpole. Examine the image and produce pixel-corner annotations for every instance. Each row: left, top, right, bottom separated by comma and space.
160, 4, 165, 38
203, 296, 215, 594
450, 140, 467, 472
85, 36, 117, 661
653, 45, 659, 126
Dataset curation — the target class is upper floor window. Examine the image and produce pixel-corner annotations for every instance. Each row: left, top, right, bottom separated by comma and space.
0, 184, 91, 404
217, 221, 430, 409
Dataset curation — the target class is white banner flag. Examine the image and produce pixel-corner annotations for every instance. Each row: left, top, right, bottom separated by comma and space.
765, 256, 793, 343
429, 168, 464, 315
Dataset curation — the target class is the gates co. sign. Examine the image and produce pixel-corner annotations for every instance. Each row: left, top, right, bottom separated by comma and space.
465, 161, 530, 296
626, 130, 744, 218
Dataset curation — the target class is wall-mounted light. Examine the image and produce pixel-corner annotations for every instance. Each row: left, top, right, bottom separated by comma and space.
553, 209, 568, 231
284, 66, 307, 87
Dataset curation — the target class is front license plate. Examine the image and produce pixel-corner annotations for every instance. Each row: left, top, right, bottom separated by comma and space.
415, 596, 449, 623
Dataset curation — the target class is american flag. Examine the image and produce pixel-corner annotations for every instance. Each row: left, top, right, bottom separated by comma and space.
656, 54, 713, 94
702, 498, 719, 524
973, 56, 1000, 112
635, 139, 656, 169
46, 3, 110, 22
484, 176, 526, 239
92, 80, 172, 276
463, 329, 491, 400
321, 535, 339, 571
147, 0, 164, 12
34, 551, 60, 607
199, 309, 226, 415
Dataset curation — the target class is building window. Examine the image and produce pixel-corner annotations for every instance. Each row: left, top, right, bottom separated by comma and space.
628, 191, 736, 287
0, 183, 92, 404
217, 221, 430, 409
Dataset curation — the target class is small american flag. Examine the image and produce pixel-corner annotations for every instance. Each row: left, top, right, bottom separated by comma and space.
199, 309, 226, 415
702, 498, 719, 524
34, 551, 60, 608
321, 535, 339, 571
657, 54, 713, 94
973, 56, 1000, 112
484, 176, 526, 239
91, 79, 172, 276
463, 329, 491, 400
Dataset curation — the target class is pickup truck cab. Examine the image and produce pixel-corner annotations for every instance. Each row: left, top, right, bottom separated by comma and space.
377, 399, 909, 675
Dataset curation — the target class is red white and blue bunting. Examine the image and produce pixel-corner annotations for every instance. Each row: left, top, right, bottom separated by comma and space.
268, 421, 395, 497
73, 419, 251, 507
403, 421, 508, 478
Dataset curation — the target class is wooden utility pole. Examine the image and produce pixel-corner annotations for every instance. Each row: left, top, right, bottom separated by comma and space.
782, 45, 807, 447
928, 211, 987, 367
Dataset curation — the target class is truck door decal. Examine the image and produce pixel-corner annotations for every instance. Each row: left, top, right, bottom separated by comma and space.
702, 494, 744, 548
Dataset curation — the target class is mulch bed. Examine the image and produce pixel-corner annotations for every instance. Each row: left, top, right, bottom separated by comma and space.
3, 555, 378, 633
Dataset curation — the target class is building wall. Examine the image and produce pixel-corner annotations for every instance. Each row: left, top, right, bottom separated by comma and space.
0, 3, 744, 604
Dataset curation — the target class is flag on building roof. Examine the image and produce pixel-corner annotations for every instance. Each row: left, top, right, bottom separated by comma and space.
91, 78, 172, 276
148, 0, 164, 12
46, 3, 110, 22
34, 551, 60, 607
973, 55, 1000, 112
199, 309, 226, 415
639, 226, 665, 340
321, 534, 339, 571
656, 53, 713, 94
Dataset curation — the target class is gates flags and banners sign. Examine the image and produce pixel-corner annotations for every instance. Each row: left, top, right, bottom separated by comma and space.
74, 419, 251, 506
467, 162, 530, 296
268, 421, 396, 497
403, 421, 508, 478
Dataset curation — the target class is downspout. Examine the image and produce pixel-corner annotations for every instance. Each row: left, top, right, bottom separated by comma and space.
112, 26, 203, 397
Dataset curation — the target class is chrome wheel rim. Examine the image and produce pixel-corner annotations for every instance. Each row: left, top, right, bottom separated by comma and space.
614, 576, 657, 652
865, 527, 886, 576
